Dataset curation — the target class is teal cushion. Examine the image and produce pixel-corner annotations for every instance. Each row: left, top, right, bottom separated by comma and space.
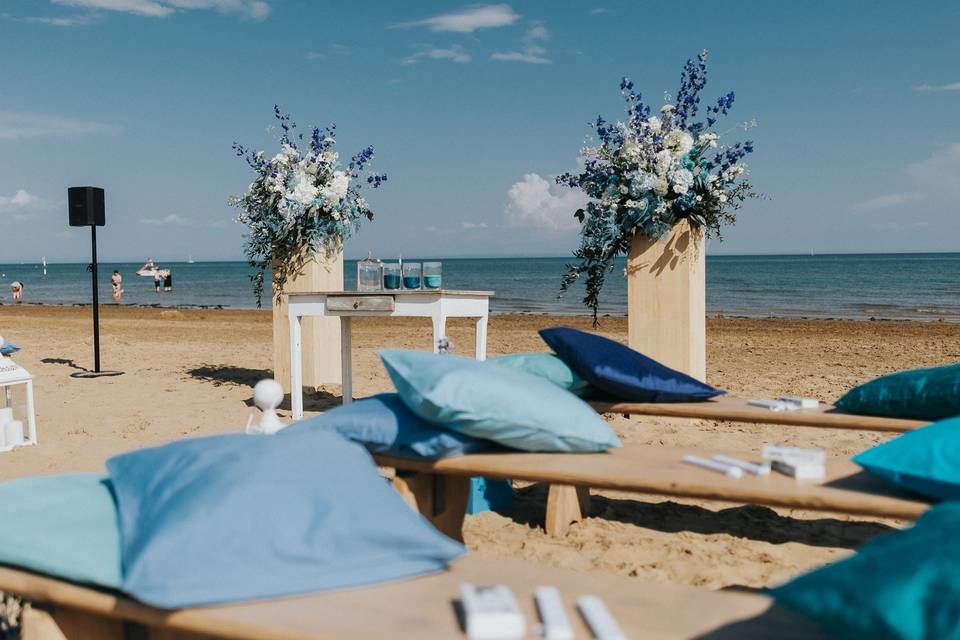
836, 363, 960, 421
0, 473, 121, 588
770, 502, 960, 639
853, 416, 960, 500
488, 352, 591, 395
380, 349, 621, 453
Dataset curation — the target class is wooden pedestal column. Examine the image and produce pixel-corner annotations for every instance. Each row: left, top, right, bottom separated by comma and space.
272, 249, 343, 391
627, 219, 706, 381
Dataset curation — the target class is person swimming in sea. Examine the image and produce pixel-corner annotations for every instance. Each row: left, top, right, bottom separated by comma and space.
111, 270, 123, 302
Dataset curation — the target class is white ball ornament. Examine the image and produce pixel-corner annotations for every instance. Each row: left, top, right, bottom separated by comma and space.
250, 378, 286, 435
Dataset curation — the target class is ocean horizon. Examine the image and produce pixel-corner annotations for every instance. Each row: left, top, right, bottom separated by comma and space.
2, 252, 959, 322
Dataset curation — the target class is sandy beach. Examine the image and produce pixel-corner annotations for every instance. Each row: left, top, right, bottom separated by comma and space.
2, 304, 959, 590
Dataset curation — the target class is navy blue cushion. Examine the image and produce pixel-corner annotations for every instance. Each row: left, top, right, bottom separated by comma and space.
539, 327, 724, 403
106, 430, 465, 608
284, 393, 501, 458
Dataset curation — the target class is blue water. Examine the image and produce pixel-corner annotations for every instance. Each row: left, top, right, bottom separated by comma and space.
1, 253, 959, 321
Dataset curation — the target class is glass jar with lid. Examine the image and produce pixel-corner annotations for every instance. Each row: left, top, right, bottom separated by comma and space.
356, 251, 383, 291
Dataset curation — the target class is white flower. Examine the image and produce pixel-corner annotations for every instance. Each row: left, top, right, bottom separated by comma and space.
620, 137, 643, 162
288, 169, 319, 205
653, 177, 669, 196
664, 130, 694, 155
669, 168, 694, 195
646, 116, 662, 133
698, 132, 718, 148
321, 170, 350, 204
660, 104, 675, 113
718, 194, 728, 203
722, 165, 745, 181
321, 150, 338, 165
655, 150, 674, 174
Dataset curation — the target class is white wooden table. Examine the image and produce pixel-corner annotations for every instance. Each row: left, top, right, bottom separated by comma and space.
286, 290, 493, 420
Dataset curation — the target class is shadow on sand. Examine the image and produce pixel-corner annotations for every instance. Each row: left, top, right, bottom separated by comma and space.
185, 364, 343, 412
510, 484, 894, 549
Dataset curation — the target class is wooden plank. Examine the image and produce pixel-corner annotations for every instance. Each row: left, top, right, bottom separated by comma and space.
627, 220, 706, 381
273, 251, 343, 391
326, 296, 395, 312
544, 485, 592, 536
0, 555, 824, 639
286, 290, 494, 298
376, 445, 929, 520
589, 395, 928, 433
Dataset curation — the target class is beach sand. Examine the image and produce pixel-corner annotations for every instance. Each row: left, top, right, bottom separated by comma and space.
2, 305, 959, 590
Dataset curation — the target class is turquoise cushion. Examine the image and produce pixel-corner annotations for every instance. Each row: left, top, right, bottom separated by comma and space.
284, 393, 500, 458
0, 473, 121, 588
836, 363, 960, 421
107, 430, 466, 608
770, 502, 960, 640
488, 352, 591, 395
380, 349, 621, 453
854, 416, 960, 500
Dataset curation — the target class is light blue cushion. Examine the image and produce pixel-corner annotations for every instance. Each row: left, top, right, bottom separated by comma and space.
379, 349, 621, 453
284, 393, 500, 458
770, 502, 960, 640
106, 430, 466, 608
853, 416, 960, 500
0, 341, 19, 356
540, 327, 725, 403
0, 473, 121, 588
488, 352, 591, 395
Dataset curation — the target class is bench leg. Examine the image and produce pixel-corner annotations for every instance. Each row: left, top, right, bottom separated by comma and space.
22, 606, 124, 640
392, 472, 470, 542
545, 485, 591, 537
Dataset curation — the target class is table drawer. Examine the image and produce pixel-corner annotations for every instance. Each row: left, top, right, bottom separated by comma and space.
326, 295, 395, 312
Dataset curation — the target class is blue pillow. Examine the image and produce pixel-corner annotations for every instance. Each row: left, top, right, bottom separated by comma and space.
853, 416, 960, 500
770, 502, 960, 640
836, 363, 960, 422
106, 430, 465, 608
284, 393, 500, 458
379, 349, 621, 453
0, 473, 121, 589
0, 341, 19, 356
488, 352, 591, 395
539, 327, 724, 403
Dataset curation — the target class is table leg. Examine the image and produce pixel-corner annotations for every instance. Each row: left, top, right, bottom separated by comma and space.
289, 313, 304, 420
26, 380, 37, 444
341, 316, 353, 405
475, 315, 488, 361
432, 313, 447, 353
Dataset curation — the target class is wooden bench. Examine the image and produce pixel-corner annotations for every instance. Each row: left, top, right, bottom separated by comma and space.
590, 396, 928, 433
1, 555, 824, 639
377, 445, 928, 538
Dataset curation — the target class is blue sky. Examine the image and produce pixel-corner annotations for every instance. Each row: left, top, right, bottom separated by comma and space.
1, 0, 958, 262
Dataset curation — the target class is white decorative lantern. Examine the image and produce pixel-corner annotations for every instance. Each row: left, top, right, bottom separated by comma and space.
0, 352, 37, 453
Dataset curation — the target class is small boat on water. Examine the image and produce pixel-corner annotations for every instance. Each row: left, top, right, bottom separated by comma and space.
136, 259, 161, 277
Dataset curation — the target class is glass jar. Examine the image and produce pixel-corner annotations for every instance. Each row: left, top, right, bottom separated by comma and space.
423, 262, 442, 289
402, 262, 422, 290
383, 263, 401, 290
357, 251, 383, 291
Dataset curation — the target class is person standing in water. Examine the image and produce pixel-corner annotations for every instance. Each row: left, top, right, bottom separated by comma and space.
154, 270, 162, 293
10, 281, 23, 303
111, 270, 123, 302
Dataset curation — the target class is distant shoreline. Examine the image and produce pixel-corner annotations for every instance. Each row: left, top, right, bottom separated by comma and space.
1, 300, 957, 324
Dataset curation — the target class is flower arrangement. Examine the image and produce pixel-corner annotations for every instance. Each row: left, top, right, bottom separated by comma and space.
557, 50, 758, 322
231, 107, 387, 306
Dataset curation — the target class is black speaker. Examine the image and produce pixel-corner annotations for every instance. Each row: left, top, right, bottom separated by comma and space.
68, 186, 105, 227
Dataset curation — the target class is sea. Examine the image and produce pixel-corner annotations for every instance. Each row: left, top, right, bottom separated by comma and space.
1, 253, 959, 322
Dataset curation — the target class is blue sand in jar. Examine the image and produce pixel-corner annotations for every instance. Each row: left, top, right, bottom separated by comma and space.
424, 275, 442, 289
383, 274, 401, 289
403, 276, 421, 289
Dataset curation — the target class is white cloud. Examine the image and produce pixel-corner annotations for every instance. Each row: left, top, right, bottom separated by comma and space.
905, 142, 960, 199
506, 173, 586, 231
0, 190, 39, 208
140, 214, 192, 226
589, 7, 608, 14
491, 22, 551, 64
913, 81, 960, 92
0, 189, 58, 221
461, 221, 488, 229
1, 12, 98, 26
0, 111, 121, 139
851, 193, 917, 212
401, 45, 471, 65
867, 221, 932, 233
394, 4, 519, 33
50, 0, 270, 20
